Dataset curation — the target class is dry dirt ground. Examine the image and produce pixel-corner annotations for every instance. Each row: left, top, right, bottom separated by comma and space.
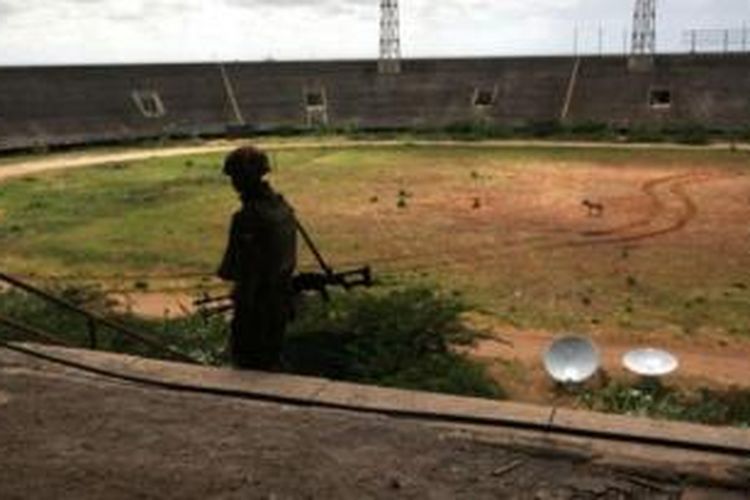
109, 155, 750, 404
1, 349, 747, 500
3, 142, 750, 405
468, 323, 750, 404
454, 164, 750, 402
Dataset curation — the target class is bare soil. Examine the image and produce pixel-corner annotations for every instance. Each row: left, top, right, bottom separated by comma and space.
111, 292, 196, 318
466, 320, 750, 405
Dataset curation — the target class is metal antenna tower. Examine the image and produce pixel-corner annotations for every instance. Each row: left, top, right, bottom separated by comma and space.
631, 0, 657, 55
379, 0, 401, 74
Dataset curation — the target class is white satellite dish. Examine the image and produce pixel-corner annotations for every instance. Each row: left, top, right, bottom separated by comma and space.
622, 348, 679, 377
543, 335, 600, 384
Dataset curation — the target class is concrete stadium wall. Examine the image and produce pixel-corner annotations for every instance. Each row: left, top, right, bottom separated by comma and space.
225, 57, 573, 129
0, 64, 232, 150
0, 54, 747, 150
568, 54, 750, 128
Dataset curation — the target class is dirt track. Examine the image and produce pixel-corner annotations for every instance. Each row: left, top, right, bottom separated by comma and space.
354, 168, 739, 274
578, 172, 709, 239
0, 143, 234, 182
1, 138, 746, 183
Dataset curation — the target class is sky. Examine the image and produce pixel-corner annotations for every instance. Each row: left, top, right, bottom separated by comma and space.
0, 0, 747, 65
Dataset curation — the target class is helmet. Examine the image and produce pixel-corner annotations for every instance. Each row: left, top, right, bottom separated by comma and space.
223, 146, 271, 181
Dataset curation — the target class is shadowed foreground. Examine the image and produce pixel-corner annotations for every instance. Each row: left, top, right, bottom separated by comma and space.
1, 347, 747, 499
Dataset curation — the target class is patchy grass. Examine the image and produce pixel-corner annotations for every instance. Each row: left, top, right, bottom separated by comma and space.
1, 145, 750, 338
0, 284, 503, 399
578, 380, 750, 428
0, 285, 226, 361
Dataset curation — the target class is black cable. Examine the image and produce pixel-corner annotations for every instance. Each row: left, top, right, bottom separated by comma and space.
2, 340, 749, 459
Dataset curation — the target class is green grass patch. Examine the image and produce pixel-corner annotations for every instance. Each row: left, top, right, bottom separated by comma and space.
2, 145, 750, 337
579, 380, 750, 427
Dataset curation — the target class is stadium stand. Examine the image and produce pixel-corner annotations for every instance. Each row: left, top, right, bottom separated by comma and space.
568, 54, 750, 128
0, 54, 747, 150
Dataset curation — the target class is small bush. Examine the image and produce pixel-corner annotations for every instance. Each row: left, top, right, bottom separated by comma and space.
567, 121, 617, 140
665, 124, 711, 145
286, 287, 504, 398
626, 126, 666, 143
522, 120, 565, 138
441, 122, 512, 141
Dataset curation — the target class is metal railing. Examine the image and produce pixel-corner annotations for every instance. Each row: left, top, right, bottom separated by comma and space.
0, 271, 197, 364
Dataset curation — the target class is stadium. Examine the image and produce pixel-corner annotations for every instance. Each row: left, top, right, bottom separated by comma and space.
0, 1, 749, 497
0, 52, 748, 150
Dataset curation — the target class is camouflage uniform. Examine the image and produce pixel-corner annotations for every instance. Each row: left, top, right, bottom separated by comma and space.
218, 148, 297, 369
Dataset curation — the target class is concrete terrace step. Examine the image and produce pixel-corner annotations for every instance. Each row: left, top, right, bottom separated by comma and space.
2, 343, 749, 477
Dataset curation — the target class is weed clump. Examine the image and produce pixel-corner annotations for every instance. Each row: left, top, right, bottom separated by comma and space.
396, 189, 411, 209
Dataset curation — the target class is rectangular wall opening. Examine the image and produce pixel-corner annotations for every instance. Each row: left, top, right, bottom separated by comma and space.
132, 90, 166, 118
472, 87, 497, 109
649, 88, 672, 109
305, 90, 326, 109
304, 87, 328, 127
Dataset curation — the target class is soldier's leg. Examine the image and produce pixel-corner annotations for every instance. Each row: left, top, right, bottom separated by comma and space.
230, 294, 266, 369
255, 282, 289, 369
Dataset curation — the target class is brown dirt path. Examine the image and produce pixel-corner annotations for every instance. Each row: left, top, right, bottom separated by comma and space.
1, 138, 746, 183
578, 171, 711, 239
0, 142, 235, 182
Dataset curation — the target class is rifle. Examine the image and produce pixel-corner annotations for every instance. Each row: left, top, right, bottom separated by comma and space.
292, 266, 372, 301
292, 217, 373, 300
195, 217, 373, 317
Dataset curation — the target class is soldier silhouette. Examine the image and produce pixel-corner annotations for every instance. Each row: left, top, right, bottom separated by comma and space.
217, 146, 297, 370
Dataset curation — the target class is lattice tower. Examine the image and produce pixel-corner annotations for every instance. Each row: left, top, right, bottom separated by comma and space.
379, 0, 401, 74
632, 0, 657, 55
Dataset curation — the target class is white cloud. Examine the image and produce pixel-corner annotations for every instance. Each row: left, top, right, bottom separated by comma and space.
0, 0, 746, 64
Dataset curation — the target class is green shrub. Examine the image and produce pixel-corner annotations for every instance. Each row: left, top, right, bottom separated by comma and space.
0, 285, 503, 399
567, 121, 617, 140
665, 124, 711, 145
626, 125, 666, 143
286, 287, 504, 398
440, 122, 512, 141
522, 120, 565, 138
